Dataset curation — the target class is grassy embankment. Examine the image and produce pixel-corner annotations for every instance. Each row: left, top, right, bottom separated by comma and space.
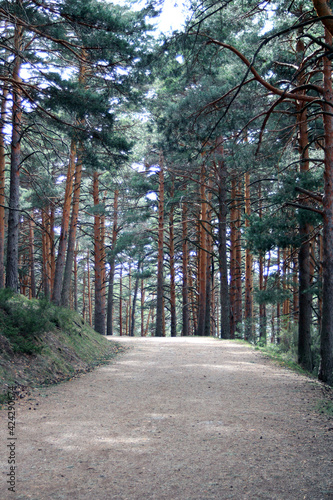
0, 289, 123, 405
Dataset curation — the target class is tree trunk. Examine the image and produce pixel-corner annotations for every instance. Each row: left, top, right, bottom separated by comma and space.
107, 189, 119, 336
130, 260, 141, 337
319, 29, 333, 385
60, 52, 86, 308
0, 82, 8, 289
197, 165, 208, 336
155, 153, 165, 337
244, 172, 253, 340
169, 174, 177, 337
73, 242, 78, 312
182, 201, 189, 336
215, 143, 230, 339
61, 143, 83, 307
204, 174, 213, 337
296, 35, 313, 371
28, 216, 36, 298
235, 178, 243, 332
188, 267, 197, 335
229, 175, 242, 337
141, 276, 144, 337
6, 23, 22, 292
52, 138, 76, 304
128, 263, 132, 337
119, 264, 123, 336
41, 208, 50, 299
93, 172, 105, 335
87, 249, 92, 326
82, 265, 86, 320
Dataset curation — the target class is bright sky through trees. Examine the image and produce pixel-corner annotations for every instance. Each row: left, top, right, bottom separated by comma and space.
154, 1, 188, 33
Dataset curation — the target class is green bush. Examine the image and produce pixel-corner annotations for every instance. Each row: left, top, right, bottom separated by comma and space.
0, 290, 53, 354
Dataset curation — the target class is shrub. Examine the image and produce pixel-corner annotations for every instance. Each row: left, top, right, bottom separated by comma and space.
0, 290, 50, 354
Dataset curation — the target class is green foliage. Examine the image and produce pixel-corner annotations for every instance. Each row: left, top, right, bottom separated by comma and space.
0, 291, 47, 354
254, 274, 293, 305
246, 212, 299, 254
0, 291, 86, 355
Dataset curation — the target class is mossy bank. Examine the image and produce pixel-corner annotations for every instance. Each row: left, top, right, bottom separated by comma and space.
0, 290, 123, 404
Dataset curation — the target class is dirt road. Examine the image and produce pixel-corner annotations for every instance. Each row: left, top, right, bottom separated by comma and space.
1, 337, 332, 499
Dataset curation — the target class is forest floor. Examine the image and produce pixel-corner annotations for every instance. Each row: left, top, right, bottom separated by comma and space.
1, 336, 333, 500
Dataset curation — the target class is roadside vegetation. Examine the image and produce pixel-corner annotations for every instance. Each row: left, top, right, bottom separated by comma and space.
0, 291, 123, 405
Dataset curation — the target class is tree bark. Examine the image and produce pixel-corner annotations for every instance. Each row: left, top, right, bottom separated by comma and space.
141, 277, 144, 337
204, 174, 213, 337
155, 153, 165, 337
229, 175, 242, 337
197, 165, 208, 336
87, 249, 92, 326
28, 216, 36, 298
93, 172, 105, 335
319, 29, 333, 385
61, 143, 83, 307
215, 143, 231, 339
6, 23, 22, 292
0, 82, 8, 289
130, 260, 141, 337
52, 138, 76, 304
41, 208, 50, 299
182, 201, 190, 336
73, 242, 78, 312
169, 174, 177, 337
296, 35, 313, 371
119, 264, 123, 336
244, 172, 253, 340
107, 189, 119, 336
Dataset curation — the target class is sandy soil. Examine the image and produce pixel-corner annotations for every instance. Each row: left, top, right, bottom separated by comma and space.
1, 336, 333, 500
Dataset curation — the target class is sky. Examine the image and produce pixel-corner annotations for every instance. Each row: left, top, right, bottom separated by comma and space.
153, 1, 189, 33
112, 0, 189, 34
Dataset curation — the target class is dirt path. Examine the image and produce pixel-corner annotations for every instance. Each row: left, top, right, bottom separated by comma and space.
1, 337, 333, 500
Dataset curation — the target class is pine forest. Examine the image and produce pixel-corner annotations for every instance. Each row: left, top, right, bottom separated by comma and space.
1, 0, 333, 387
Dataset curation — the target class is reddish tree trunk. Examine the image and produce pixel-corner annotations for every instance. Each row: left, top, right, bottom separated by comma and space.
28, 216, 36, 299
141, 278, 144, 337
182, 201, 189, 336
197, 166, 208, 336
0, 82, 8, 289
155, 154, 165, 337
52, 138, 76, 304
169, 175, 177, 337
6, 24, 22, 292
244, 172, 253, 340
107, 189, 119, 336
61, 144, 83, 307
73, 242, 78, 312
229, 175, 242, 337
319, 29, 333, 385
93, 172, 105, 335
215, 143, 231, 339
87, 249, 92, 327
119, 264, 123, 336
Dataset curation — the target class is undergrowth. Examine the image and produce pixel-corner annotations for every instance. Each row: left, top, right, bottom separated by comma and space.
0, 289, 82, 354
255, 342, 313, 377
0, 291, 123, 407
